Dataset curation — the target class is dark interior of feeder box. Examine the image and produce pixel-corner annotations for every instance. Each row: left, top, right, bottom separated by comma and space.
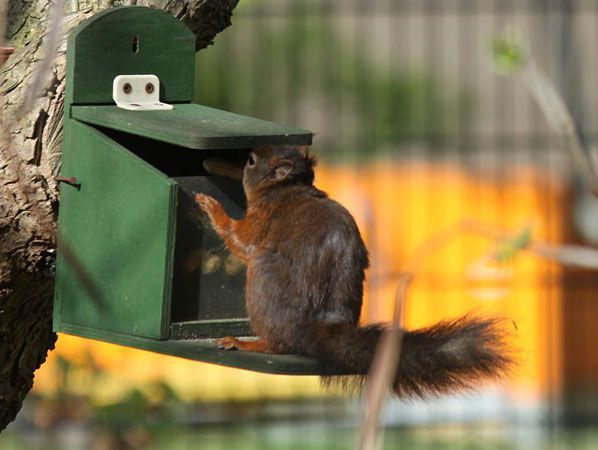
98, 127, 252, 339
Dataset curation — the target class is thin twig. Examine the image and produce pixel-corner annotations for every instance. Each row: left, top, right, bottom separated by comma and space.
358, 275, 409, 450
493, 29, 598, 196
423, 219, 598, 271
518, 61, 598, 196
460, 220, 598, 270
357, 219, 477, 450
0, 0, 10, 120
529, 242, 598, 271
0, 2, 7, 49
55, 231, 107, 310
17, 0, 66, 119
0, 0, 66, 234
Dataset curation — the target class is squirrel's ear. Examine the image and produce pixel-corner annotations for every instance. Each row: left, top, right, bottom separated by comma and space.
274, 162, 293, 181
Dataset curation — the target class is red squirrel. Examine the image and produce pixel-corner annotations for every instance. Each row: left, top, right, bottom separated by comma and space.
195, 145, 511, 397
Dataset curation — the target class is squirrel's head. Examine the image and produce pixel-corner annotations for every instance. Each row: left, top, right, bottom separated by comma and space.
243, 145, 316, 198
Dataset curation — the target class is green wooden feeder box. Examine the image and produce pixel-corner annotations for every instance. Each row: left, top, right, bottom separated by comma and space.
53, 6, 323, 374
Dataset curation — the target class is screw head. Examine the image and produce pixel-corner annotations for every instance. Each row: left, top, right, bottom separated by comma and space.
123, 83, 132, 94
145, 83, 154, 94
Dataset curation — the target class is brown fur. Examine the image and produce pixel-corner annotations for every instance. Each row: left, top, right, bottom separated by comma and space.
195, 145, 512, 398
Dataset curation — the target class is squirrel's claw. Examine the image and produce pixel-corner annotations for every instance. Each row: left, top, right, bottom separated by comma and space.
216, 336, 239, 350
195, 193, 218, 212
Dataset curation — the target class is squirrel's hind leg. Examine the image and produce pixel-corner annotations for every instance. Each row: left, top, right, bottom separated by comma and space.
216, 336, 274, 354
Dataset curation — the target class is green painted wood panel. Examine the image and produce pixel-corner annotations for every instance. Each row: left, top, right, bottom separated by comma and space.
60, 323, 339, 376
66, 6, 195, 106
71, 104, 313, 149
54, 120, 177, 339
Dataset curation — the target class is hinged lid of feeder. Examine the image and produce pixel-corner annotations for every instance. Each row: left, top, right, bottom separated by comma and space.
65, 6, 312, 149
71, 104, 312, 149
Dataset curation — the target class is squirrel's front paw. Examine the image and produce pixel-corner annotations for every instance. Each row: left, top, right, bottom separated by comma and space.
195, 193, 219, 213
216, 336, 239, 351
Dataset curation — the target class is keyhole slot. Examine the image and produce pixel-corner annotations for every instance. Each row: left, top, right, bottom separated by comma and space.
132, 36, 140, 54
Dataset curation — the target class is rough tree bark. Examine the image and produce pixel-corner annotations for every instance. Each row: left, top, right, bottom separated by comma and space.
0, 0, 238, 431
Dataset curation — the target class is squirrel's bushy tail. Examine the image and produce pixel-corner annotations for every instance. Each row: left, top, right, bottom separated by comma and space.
303, 316, 512, 398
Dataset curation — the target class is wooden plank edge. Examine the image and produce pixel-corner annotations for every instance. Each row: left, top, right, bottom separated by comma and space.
58, 322, 327, 376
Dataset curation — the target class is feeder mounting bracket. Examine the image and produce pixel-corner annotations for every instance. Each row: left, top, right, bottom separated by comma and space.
113, 74, 173, 111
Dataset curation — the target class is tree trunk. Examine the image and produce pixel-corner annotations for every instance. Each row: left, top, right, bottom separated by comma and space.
0, 0, 238, 431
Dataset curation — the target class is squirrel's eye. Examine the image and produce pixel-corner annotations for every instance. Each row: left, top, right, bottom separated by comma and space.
247, 154, 256, 167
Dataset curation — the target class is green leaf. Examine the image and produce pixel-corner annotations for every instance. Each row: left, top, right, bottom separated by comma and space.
494, 226, 533, 262
491, 30, 527, 74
